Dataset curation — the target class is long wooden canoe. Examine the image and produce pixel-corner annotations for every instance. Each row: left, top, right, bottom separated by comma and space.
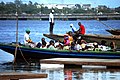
0, 43, 120, 60
106, 29, 120, 35
43, 34, 120, 48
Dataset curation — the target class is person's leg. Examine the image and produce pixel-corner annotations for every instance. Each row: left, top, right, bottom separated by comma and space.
50, 22, 54, 34
50, 22, 53, 34
51, 23, 54, 34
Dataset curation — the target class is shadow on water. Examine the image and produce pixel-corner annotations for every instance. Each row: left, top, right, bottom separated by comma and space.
1, 61, 120, 80
0, 60, 41, 72
0, 49, 42, 72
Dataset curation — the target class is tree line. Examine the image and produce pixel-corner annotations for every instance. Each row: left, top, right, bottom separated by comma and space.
0, 0, 120, 14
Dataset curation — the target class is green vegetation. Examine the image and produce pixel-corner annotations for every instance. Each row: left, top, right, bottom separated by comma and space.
0, 0, 120, 14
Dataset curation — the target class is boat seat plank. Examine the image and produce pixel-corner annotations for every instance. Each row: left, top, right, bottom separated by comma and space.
40, 58, 120, 67
0, 72, 47, 80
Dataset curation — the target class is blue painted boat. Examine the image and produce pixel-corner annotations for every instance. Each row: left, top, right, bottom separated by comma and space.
0, 43, 120, 60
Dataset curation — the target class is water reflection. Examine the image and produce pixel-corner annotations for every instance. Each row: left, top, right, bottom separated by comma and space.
64, 68, 120, 80
1, 63, 120, 80
64, 70, 72, 80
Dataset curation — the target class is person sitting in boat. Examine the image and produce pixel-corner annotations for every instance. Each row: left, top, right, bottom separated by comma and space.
69, 41, 76, 51
47, 40, 56, 50
54, 39, 60, 48
93, 42, 100, 51
36, 42, 41, 48
78, 22, 85, 35
24, 29, 36, 48
66, 31, 74, 45
72, 22, 85, 43
101, 40, 107, 46
110, 41, 116, 51
58, 43, 63, 50
54, 40, 63, 50
80, 39, 87, 51
36, 37, 47, 48
63, 35, 70, 50
41, 37, 47, 49
70, 23, 77, 33
75, 39, 82, 52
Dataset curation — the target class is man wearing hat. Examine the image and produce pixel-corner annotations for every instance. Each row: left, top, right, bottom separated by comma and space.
49, 10, 54, 34
24, 29, 35, 48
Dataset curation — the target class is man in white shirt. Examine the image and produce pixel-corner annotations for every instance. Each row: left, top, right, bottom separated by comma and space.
24, 30, 30, 45
49, 10, 54, 34
70, 23, 77, 33
24, 29, 35, 48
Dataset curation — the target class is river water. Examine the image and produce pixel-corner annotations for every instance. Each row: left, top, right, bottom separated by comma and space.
0, 20, 120, 80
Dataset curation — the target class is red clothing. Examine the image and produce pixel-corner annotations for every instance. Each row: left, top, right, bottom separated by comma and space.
79, 24, 85, 34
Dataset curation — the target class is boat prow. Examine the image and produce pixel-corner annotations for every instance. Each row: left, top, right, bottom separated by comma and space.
43, 34, 64, 42
106, 29, 120, 35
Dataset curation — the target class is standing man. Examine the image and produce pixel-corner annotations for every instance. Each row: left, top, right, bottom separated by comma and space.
49, 10, 54, 34
78, 22, 85, 35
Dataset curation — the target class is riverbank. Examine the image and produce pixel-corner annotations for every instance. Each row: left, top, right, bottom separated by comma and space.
0, 14, 120, 20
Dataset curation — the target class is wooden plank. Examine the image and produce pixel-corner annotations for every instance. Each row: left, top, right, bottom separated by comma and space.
0, 72, 47, 80
40, 58, 120, 68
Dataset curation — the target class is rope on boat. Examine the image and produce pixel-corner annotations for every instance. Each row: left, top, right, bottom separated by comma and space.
13, 12, 29, 65
13, 45, 18, 64
96, 19, 114, 30
13, 45, 30, 65
18, 46, 30, 65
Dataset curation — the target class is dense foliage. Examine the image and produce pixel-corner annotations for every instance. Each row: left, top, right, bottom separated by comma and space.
0, 0, 119, 14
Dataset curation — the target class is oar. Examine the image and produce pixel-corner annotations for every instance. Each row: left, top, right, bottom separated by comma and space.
97, 20, 114, 30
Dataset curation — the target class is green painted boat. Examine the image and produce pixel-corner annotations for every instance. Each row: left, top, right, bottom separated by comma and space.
0, 43, 120, 60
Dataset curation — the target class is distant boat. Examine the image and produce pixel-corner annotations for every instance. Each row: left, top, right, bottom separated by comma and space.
0, 43, 120, 60
97, 17, 108, 21
106, 29, 120, 35
43, 34, 120, 49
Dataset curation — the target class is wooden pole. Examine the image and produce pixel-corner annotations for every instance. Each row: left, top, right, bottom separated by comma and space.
13, 12, 18, 64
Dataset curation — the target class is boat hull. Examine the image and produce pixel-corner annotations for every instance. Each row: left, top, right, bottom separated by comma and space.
81, 34, 120, 48
0, 44, 120, 60
43, 34, 64, 42
106, 29, 120, 35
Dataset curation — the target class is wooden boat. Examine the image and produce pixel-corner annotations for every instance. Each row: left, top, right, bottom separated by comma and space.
0, 43, 120, 60
43, 34, 64, 42
106, 29, 120, 35
43, 34, 120, 49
